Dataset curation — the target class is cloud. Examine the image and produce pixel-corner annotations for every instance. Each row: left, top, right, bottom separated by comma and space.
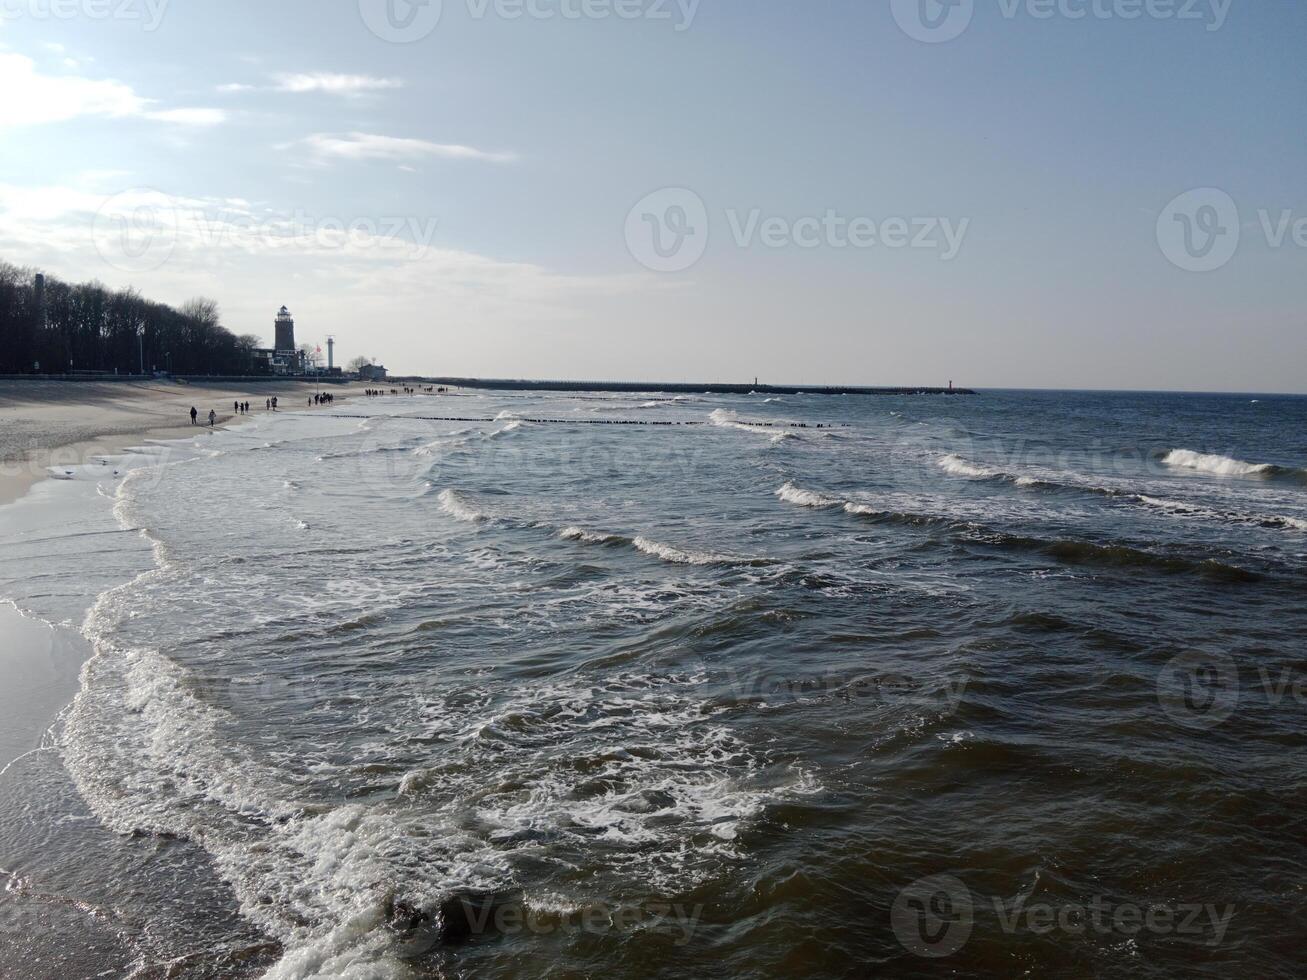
0, 53, 143, 126
272, 72, 404, 95
0, 53, 224, 129
0, 182, 640, 359
216, 83, 257, 94
297, 132, 516, 164
146, 108, 228, 126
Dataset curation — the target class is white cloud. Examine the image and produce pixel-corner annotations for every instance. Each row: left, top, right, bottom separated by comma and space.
0, 182, 640, 366
0, 53, 225, 130
146, 108, 228, 126
217, 82, 257, 94
272, 73, 403, 95
298, 132, 515, 164
0, 53, 143, 126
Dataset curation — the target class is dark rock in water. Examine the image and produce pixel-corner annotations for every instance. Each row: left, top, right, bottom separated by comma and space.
388, 890, 522, 956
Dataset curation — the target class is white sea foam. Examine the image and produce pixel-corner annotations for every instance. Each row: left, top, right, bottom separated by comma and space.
1161, 449, 1278, 478
437, 489, 491, 523
632, 536, 737, 566
485, 419, 524, 439
776, 482, 842, 509
937, 455, 1001, 480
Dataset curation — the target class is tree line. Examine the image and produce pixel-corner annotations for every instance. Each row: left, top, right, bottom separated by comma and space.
0, 260, 263, 376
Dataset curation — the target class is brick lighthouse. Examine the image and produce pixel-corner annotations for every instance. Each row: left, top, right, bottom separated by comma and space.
274, 305, 296, 353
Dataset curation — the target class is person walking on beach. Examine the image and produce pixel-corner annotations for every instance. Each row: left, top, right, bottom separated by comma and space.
265, 398, 271, 411
208, 409, 216, 427
189, 406, 197, 425
234, 400, 240, 415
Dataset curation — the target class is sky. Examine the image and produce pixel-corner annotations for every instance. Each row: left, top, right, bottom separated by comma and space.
0, 0, 1303, 391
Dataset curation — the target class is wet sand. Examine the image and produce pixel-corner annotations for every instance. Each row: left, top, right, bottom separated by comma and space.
0, 379, 357, 505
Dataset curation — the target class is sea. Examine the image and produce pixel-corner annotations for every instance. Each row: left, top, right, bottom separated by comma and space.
0, 387, 1304, 979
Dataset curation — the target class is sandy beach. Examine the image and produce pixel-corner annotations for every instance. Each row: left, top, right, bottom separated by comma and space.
0, 379, 359, 506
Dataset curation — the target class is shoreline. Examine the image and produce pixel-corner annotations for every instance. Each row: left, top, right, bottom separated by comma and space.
0, 379, 360, 507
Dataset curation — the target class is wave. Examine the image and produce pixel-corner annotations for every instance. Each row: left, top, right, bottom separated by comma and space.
709, 409, 793, 441
1134, 494, 1307, 532
776, 482, 1275, 576
776, 482, 843, 509
934, 454, 1307, 533
558, 526, 626, 546
775, 483, 951, 529
937, 454, 1042, 486
937, 454, 1002, 480
1160, 449, 1305, 481
969, 532, 1262, 583
631, 536, 764, 567
437, 489, 493, 524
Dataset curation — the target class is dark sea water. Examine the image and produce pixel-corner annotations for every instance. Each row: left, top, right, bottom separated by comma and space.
1, 388, 1305, 978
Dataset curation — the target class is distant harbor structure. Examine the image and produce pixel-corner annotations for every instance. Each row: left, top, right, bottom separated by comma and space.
359, 363, 389, 382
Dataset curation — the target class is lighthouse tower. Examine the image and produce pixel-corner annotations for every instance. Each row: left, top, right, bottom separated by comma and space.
274, 306, 296, 353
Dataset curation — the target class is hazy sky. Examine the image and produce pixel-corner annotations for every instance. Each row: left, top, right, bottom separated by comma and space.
0, 1, 1303, 390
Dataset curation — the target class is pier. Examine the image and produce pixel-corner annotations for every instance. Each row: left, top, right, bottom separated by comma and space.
407, 378, 976, 397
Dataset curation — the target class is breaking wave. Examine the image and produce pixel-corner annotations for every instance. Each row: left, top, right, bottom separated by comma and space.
1160, 449, 1304, 481
437, 489, 494, 523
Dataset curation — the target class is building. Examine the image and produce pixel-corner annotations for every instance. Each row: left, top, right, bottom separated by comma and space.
250, 305, 307, 375
275, 305, 296, 353
358, 363, 388, 382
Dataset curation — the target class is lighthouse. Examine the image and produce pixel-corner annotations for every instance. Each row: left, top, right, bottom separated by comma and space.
327, 336, 335, 371
274, 305, 296, 353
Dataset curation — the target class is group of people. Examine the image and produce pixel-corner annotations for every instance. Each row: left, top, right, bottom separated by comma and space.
308, 392, 336, 407
362, 386, 447, 397
189, 395, 281, 426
